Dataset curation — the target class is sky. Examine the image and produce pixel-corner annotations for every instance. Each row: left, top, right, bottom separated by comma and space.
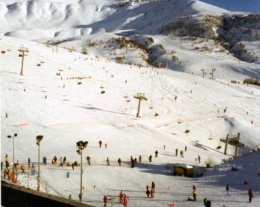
200, 0, 260, 12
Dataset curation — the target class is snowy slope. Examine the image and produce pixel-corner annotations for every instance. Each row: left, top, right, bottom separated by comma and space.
0, 0, 259, 69
1, 0, 260, 206
1, 35, 260, 207
0, 0, 229, 41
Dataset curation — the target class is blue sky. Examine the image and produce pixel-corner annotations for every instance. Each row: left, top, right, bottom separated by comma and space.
200, 0, 260, 13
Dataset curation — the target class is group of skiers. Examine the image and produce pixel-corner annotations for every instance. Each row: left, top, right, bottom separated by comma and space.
146, 181, 156, 198
187, 184, 255, 204
103, 191, 128, 207
226, 183, 254, 203
1, 143, 257, 206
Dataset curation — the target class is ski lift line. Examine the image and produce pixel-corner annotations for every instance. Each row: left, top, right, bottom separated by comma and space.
28, 52, 89, 76
158, 71, 219, 109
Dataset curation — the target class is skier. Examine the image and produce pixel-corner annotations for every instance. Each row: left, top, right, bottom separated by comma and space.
192, 185, 197, 201
151, 181, 155, 192
27, 157, 30, 168
155, 150, 158, 158
175, 148, 178, 156
248, 188, 254, 203
86, 156, 91, 165
99, 140, 102, 148
138, 155, 142, 163
71, 163, 74, 171
106, 157, 110, 166
149, 155, 152, 163
1, 162, 3, 171
164, 145, 166, 150
118, 158, 122, 166
203, 197, 211, 207
226, 184, 230, 196
185, 146, 187, 151
131, 157, 135, 168
5, 160, 9, 169
119, 190, 124, 204
151, 181, 156, 198
146, 185, 150, 198
53, 156, 57, 164
123, 194, 128, 207
180, 150, 184, 158
198, 155, 201, 163
151, 187, 155, 198
43, 156, 47, 165
103, 195, 108, 207
63, 156, 67, 164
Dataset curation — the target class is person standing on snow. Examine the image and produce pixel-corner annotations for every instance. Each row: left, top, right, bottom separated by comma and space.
103, 195, 108, 207
138, 155, 142, 163
119, 190, 124, 204
149, 155, 152, 163
43, 156, 47, 165
145, 185, 151, 198
226, 184, 230, 196
248, 188, 254, 203
28, 157, 31, 168
106, 157, 110, 166
155, 150, 158, 157
123, 194, 128, 207
86, 156, 91, 165
151, 181, 155, 192
146, 185, 150, 198
192, 185, 197, 201
99, 140, 102, 148
118, 158, 122, 166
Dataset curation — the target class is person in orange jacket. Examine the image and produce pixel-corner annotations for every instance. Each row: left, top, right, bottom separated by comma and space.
123, 194, 128, 207
119, 190, 124, 203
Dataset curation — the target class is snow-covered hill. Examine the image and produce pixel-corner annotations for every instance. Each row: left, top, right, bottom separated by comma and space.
1, 33, 260, 206
1, 0, 260, 206
1, 0, 259, 69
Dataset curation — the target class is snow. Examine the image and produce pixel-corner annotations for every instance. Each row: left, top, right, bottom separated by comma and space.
1, 0, 260, 207
1, 34, 260, 206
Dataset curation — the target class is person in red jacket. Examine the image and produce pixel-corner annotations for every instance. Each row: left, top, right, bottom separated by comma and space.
123, 194, 128, 207
119, 190, 124, 203
103, 195, 108, 207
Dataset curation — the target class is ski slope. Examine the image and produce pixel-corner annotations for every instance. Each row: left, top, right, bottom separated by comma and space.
1, 34, 260, 207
